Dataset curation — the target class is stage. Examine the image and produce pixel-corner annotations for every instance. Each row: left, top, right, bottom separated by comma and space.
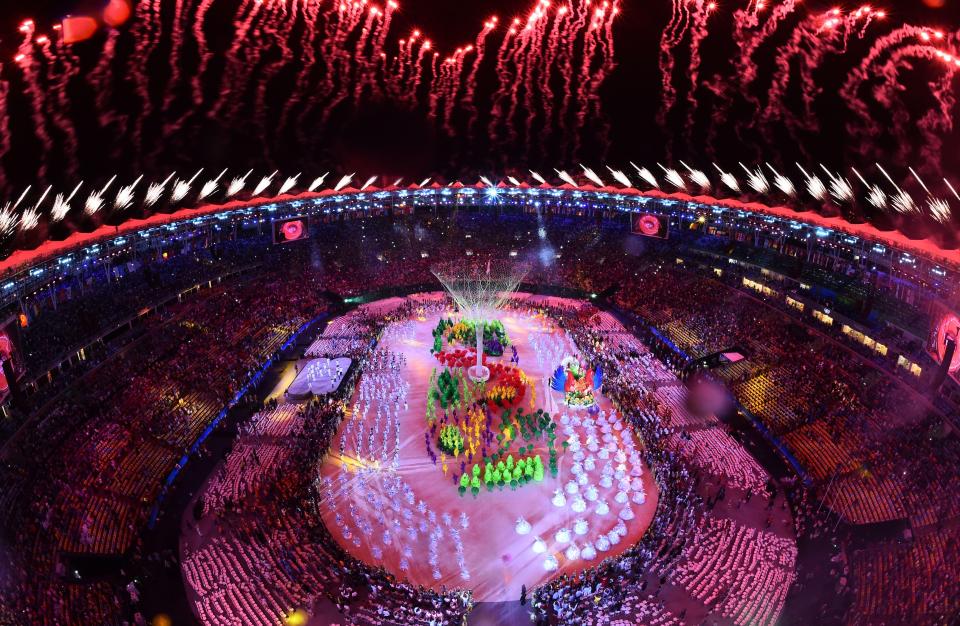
317, 295, 659, 602
287, 357, 352, 400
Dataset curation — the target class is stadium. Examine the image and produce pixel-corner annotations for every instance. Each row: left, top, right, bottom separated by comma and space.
0, 1, 959, 626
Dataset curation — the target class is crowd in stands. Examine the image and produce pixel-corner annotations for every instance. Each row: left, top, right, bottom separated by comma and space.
0, 260, 332, 625
184, 310, 472, 626
0, 209, 957, 625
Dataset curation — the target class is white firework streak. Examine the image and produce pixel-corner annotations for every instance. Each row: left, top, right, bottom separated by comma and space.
418, 178, 432, 188
115, 175, 144, 211
680, 161, 710, 191
11, 186, 32, 212
479, 176, 494, 187
50, 195, 71, 222
866, 186, 887, 209
226, 170, 253, 197
944, 178, 960, 203
765, 164, 795, 196
308, 173, 329, 192
873, 164, 915, 214
631, 162, 659, 189
86, 176, 118, 215
50, 182, 83, 222
891, 189, 918, 214
171, 170, 204, 203
909, 167, 933, 196
198, 169, 228, 201
21, 185, 52, 230
253, 171, 278, 197
85, 193, 105, 215
391, 178, 403, 187
0, 203, 17, 236
851, 169, 886, 210
606, 167, 632, 188
145, 173, 176, 207
555, 170, 578, 187
507, 176, 521, 187
32, 185, 53, 213
807, 176, 828, 201
279, 173, 301, 195
580, 165, 605, 187
927, 197, 951, 223
829, 177, 854, 203
529, 170, 547, 185
739, 163, 769, 194
19, 206, 40, 231
659, 164, 686, 190
796, 164, 826, 201
359, 176, 377, 191
334, 174, 356, 192
820, 165, 853, 203
712, 164, 739, 192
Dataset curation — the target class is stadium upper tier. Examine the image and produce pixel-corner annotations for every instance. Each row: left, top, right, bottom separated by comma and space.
1, 183, 959, 308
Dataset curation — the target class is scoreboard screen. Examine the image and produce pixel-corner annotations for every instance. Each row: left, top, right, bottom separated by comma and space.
272, 216, 309, 244
930, 311, 960, 381
632, 213, 669, 239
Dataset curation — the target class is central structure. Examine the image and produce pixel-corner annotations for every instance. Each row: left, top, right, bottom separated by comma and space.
432, 259, 527, 382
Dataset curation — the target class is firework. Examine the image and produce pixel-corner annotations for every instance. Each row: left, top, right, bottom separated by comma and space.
680, 161, 710, 191
145, 173, 176, 207
659, 165, 686, 191
308, 173, 329, 193
279, 174, 301, 196
552, 170, 573, 187
198, 169, 228, 202
171, 170, 203, 204
0, 202, 17, 237
334, 174, 356, 192
253, 172, 278, 197
740, 163, 770, 195
631, 163, 659, 189
580, 165, 604, 187
606, 167, 633, 188
713, 164, 739, 193
50, 182, 84, 222
928, 197, 951, 223
115, 175, 145, 211
529, 171, 548, 185
227, 171, 254, 198
851, 168, 886, 210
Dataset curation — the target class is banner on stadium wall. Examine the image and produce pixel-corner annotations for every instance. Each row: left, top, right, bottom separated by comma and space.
632, 213, 669, 239
272, 216, 310, 244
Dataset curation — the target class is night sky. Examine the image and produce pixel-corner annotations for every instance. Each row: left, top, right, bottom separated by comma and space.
0, 0, 958, 201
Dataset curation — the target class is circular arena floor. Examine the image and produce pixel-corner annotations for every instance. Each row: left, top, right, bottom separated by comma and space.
317, 296, 658, 601
180, 293, 797, 626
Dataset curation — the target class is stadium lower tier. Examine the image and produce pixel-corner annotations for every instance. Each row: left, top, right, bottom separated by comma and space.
0, 220, 958, 626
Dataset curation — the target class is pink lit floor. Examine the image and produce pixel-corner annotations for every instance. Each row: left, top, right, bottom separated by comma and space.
318, 297, 658, 602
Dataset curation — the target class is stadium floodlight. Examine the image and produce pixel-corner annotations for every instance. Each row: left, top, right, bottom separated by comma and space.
432, 259, 528, 382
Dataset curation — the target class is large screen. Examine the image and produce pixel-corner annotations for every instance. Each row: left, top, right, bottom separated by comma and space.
930, 311, 960, 381
632, 213, 669, 239
272, 216, 310, 244
0, 316, 25, 403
